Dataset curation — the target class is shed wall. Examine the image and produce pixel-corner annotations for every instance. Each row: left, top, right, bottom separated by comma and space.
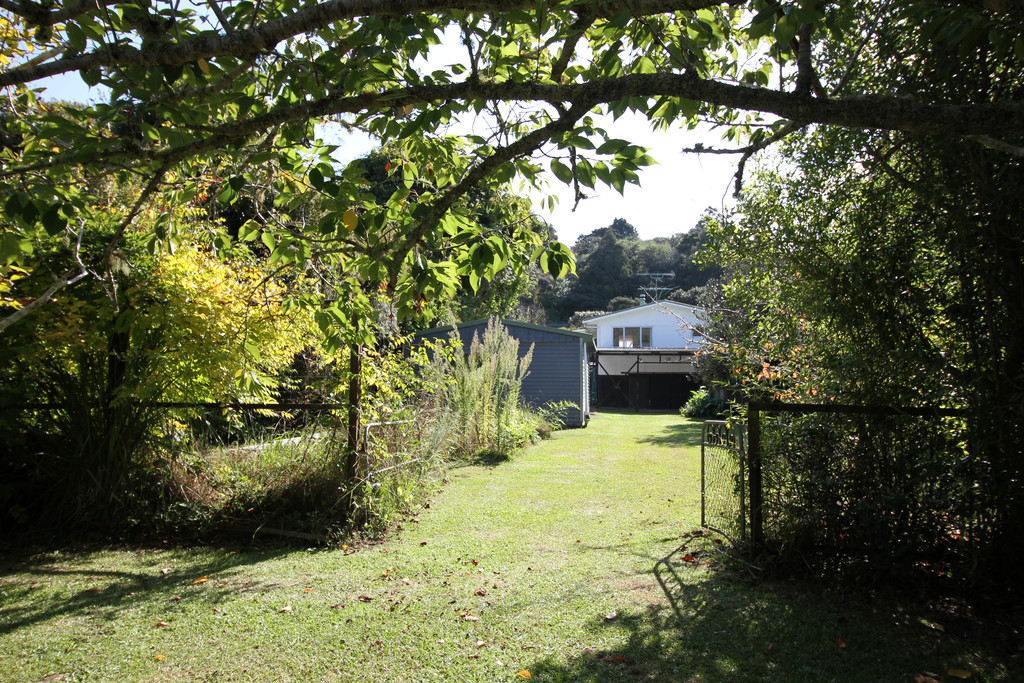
415, 321, 589, 427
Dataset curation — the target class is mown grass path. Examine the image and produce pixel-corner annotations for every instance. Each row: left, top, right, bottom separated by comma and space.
0, 412, 1012, 681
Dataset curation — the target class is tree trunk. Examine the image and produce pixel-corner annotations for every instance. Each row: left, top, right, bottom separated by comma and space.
343, 313, 363, 519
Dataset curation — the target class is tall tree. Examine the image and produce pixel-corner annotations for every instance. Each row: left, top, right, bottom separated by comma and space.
706, 125, 1024, 584
572, 217, 637, 260
2, 0, 1023, 340
2, 3, 1023, 553
608, 218, 638, 240
671, 215, 721, 292
563, 228, 633, 313
688, 0, 1024, 587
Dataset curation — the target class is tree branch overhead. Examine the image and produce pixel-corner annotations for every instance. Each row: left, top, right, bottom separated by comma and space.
0, 0, 1021, 332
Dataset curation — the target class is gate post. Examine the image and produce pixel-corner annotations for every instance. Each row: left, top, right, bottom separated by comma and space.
748, 403, 764, 552
700, 421, 707, 528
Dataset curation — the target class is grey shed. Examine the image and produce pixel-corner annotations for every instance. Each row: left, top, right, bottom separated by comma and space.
415, 319, 592, 428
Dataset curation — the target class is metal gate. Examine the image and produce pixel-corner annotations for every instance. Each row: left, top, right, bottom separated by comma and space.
700, 420, 746, 543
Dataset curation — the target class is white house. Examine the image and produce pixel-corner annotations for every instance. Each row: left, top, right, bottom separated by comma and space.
581, 301, 705, 410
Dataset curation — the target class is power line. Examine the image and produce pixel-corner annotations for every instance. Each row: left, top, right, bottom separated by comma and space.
637, 272, 674, 302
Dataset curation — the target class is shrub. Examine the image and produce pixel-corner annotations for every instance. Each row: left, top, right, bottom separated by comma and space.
681, 386, 728, 419
758, 410, 982, 589
1, 346, 171, 533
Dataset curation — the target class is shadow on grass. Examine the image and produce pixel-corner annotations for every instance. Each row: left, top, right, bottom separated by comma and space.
635, 418, 704, 449
0, 545, 294, 637
446, 450, 510, 470
523, 544, 1016, 682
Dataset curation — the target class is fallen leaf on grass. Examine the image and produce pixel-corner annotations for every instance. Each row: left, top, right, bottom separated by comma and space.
358, 595, 374, 602
947, 668, 972, 679
170, 596, 181, 601
280, 605, 292, 612
29, 583, 41, 590
155, 621, 170, 628
517, 671, 532, 679
464, 614, 480, 622
474, 589, 487, 596
155, 655, 166, 660
192, 576, 208, 585
303, 588, 312, 593
682, 556, 695, 562
475, 640, 486, 648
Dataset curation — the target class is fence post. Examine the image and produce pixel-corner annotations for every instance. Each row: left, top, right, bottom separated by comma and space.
737, 423, 746, 543
748, 402, 764, 552
343, 313, 363, 517
700, 421, 707, 528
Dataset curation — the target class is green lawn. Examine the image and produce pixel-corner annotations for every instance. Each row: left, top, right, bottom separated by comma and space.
0, 412, 1013, 681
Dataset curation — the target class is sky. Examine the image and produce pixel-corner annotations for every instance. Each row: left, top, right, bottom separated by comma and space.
40, 73, 740, 246
523, 116, 739, 244
310, 113, 740, 245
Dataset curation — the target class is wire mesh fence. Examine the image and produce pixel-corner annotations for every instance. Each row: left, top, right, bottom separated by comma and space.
363, 420, 420, 475
358, 419, 428, 521
700, 420, 746, 543
175, 403, 343, 450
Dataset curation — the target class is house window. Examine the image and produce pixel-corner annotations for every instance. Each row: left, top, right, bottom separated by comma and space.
613, 327, 651, 348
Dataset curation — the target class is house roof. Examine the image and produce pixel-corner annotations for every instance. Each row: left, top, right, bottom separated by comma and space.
581, 301, 705, 325
416, 318, 592, 341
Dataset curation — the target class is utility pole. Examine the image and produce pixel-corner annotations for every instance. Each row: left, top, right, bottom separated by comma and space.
637, 272, 675, 302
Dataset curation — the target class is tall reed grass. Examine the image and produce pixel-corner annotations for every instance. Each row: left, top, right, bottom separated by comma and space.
443, 318, 546, 459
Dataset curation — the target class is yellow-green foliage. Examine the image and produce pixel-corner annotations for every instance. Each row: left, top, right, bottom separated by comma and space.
18, 243, 319, 405
0, 197, 327, 529
148, 245, 319, 403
